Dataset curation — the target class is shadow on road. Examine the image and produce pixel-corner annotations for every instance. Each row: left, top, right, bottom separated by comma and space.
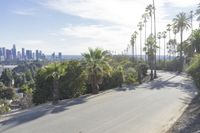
0, 95, 87, 132
168, 94, 200, 133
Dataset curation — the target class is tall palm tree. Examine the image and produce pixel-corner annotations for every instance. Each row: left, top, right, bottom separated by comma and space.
146, 4, 153, 34
152, 0, 157, 78
43, 63, 65, 104
166, 24, 172, 60
190, 11, 194, 31
162, 31, 167, 64
157, 32, 162, 61
142, 13, 149, 61
82, 48, 112, 94
130, 31, 138, 60
137, 21, 144, 60
173, 12, 190, 72
196, 3, 200, 26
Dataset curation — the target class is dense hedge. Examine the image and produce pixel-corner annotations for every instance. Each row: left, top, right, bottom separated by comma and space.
186, 55, 200, 89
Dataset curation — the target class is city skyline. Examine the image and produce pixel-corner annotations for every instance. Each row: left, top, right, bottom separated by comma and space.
0, 0, 199, 55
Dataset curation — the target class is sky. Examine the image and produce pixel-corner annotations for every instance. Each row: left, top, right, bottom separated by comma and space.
0, 0, 199, 55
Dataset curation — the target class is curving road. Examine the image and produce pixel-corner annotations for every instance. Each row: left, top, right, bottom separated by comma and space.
0, 71, 197, 133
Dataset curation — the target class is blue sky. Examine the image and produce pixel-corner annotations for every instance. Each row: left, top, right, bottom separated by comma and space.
0, 0, 199, 55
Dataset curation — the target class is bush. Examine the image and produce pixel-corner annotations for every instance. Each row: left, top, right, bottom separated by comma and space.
60, 61, 86, 99
125, 67, 138, 84
19, 93, 33, 109
157, 59, 180, 72
186, 54, 200, 88
0, 86, 15, 100
0, 99, 10, 115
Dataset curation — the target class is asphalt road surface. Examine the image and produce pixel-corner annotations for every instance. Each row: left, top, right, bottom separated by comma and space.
0, 71, 197, 133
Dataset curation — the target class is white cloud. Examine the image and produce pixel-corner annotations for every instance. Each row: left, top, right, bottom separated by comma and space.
39, 0, 199, 54
12, 9, 37, 16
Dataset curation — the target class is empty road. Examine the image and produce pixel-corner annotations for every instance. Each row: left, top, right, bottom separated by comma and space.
0, 71, 197, 133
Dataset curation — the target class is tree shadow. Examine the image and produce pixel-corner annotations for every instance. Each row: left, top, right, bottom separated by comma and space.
168, 95, 200, 133
0, 96, 87, 132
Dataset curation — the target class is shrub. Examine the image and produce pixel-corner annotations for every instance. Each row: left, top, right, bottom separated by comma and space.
125, 67, 138, 84
0, 86, 15, 100
0, 99, 10, 115
186, 54, 200, 88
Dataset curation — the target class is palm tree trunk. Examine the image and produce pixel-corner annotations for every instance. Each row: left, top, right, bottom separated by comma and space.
159, 39, 161, 62
153, 0, 157, 78
145, 22, 147, 61
164, 38, 166, 64
53, 80, 59, 104
179, 28, 183, 73
140, 30, 142, 60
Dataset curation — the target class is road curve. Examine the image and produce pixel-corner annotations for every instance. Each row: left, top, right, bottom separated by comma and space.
0, 71, 197, 133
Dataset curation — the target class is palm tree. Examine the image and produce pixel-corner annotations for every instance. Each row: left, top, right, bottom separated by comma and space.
145, 4, 153, 34
152, 0, 157, 78
173, 12, 190, 72
157, 32, 162, 61
166, 24, 172, 60
196, 3, 200, 26
43, 63, 65, 104
142, 13, 149, 61
137, 21, 144, 60
82, 48, 112, 94
162, 31, 167, 64
130, 31, 138, 60
190, 11, 194, 31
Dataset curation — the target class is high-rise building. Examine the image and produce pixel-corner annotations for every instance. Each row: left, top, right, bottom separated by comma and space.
6, 49, 12, 60
36, 50, 39, 60
22, 48, 25, 60
26, 50, 32, 60
12, 44, 17, 59
2, 47, 6, 58
58, 52, 62, 60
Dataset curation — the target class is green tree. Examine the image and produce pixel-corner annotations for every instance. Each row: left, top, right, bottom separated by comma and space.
130, 31, 138, 60
157, 32, 162, 61
196, 3, 200, 23
137, 21, 144, 59
0, 69, 13, 87
191, 29, 200, 53
82, 48, 112, 94
162, 31, 167, 64
42, 63, 66, 104
173, 12, 190, 72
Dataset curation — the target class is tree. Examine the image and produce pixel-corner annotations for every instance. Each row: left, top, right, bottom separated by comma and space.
146, 35, 156, 80
162, 31, 167, 64
82, 48, 112, 94
137, 21, 144, 60
130, 31, 138, 61
146, 4, 153, 34
167, 24, 172, 60
0, 69, 13, 87
173, 12, 190, 72
142, 13, 149, 61
196, 3, 200, 25
157, 32, 162, 61
42, 63, 66, 104
191, 29, 200, 53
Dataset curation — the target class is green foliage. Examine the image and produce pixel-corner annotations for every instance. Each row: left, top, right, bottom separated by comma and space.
60, 61, 86, 99
157, 59, 180, 72
125, 67, 138, 84
0, 84, 15, 100
33, 61, 87, 104
82, 48, 112, 94
186, 54, 200, 88
0, 99, 10, 115
0, 69, 13, 87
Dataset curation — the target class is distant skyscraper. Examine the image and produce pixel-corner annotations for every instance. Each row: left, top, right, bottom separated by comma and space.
6, 49, 12, 60
26, 50, 32, 60
12, 44, 17, 59
36, 50, 39, 60
22, 48, 25, 60
58, 52, 62, 60
2, 47, 6, 58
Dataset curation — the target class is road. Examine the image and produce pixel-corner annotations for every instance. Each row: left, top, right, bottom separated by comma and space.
0, 71, 197, 133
